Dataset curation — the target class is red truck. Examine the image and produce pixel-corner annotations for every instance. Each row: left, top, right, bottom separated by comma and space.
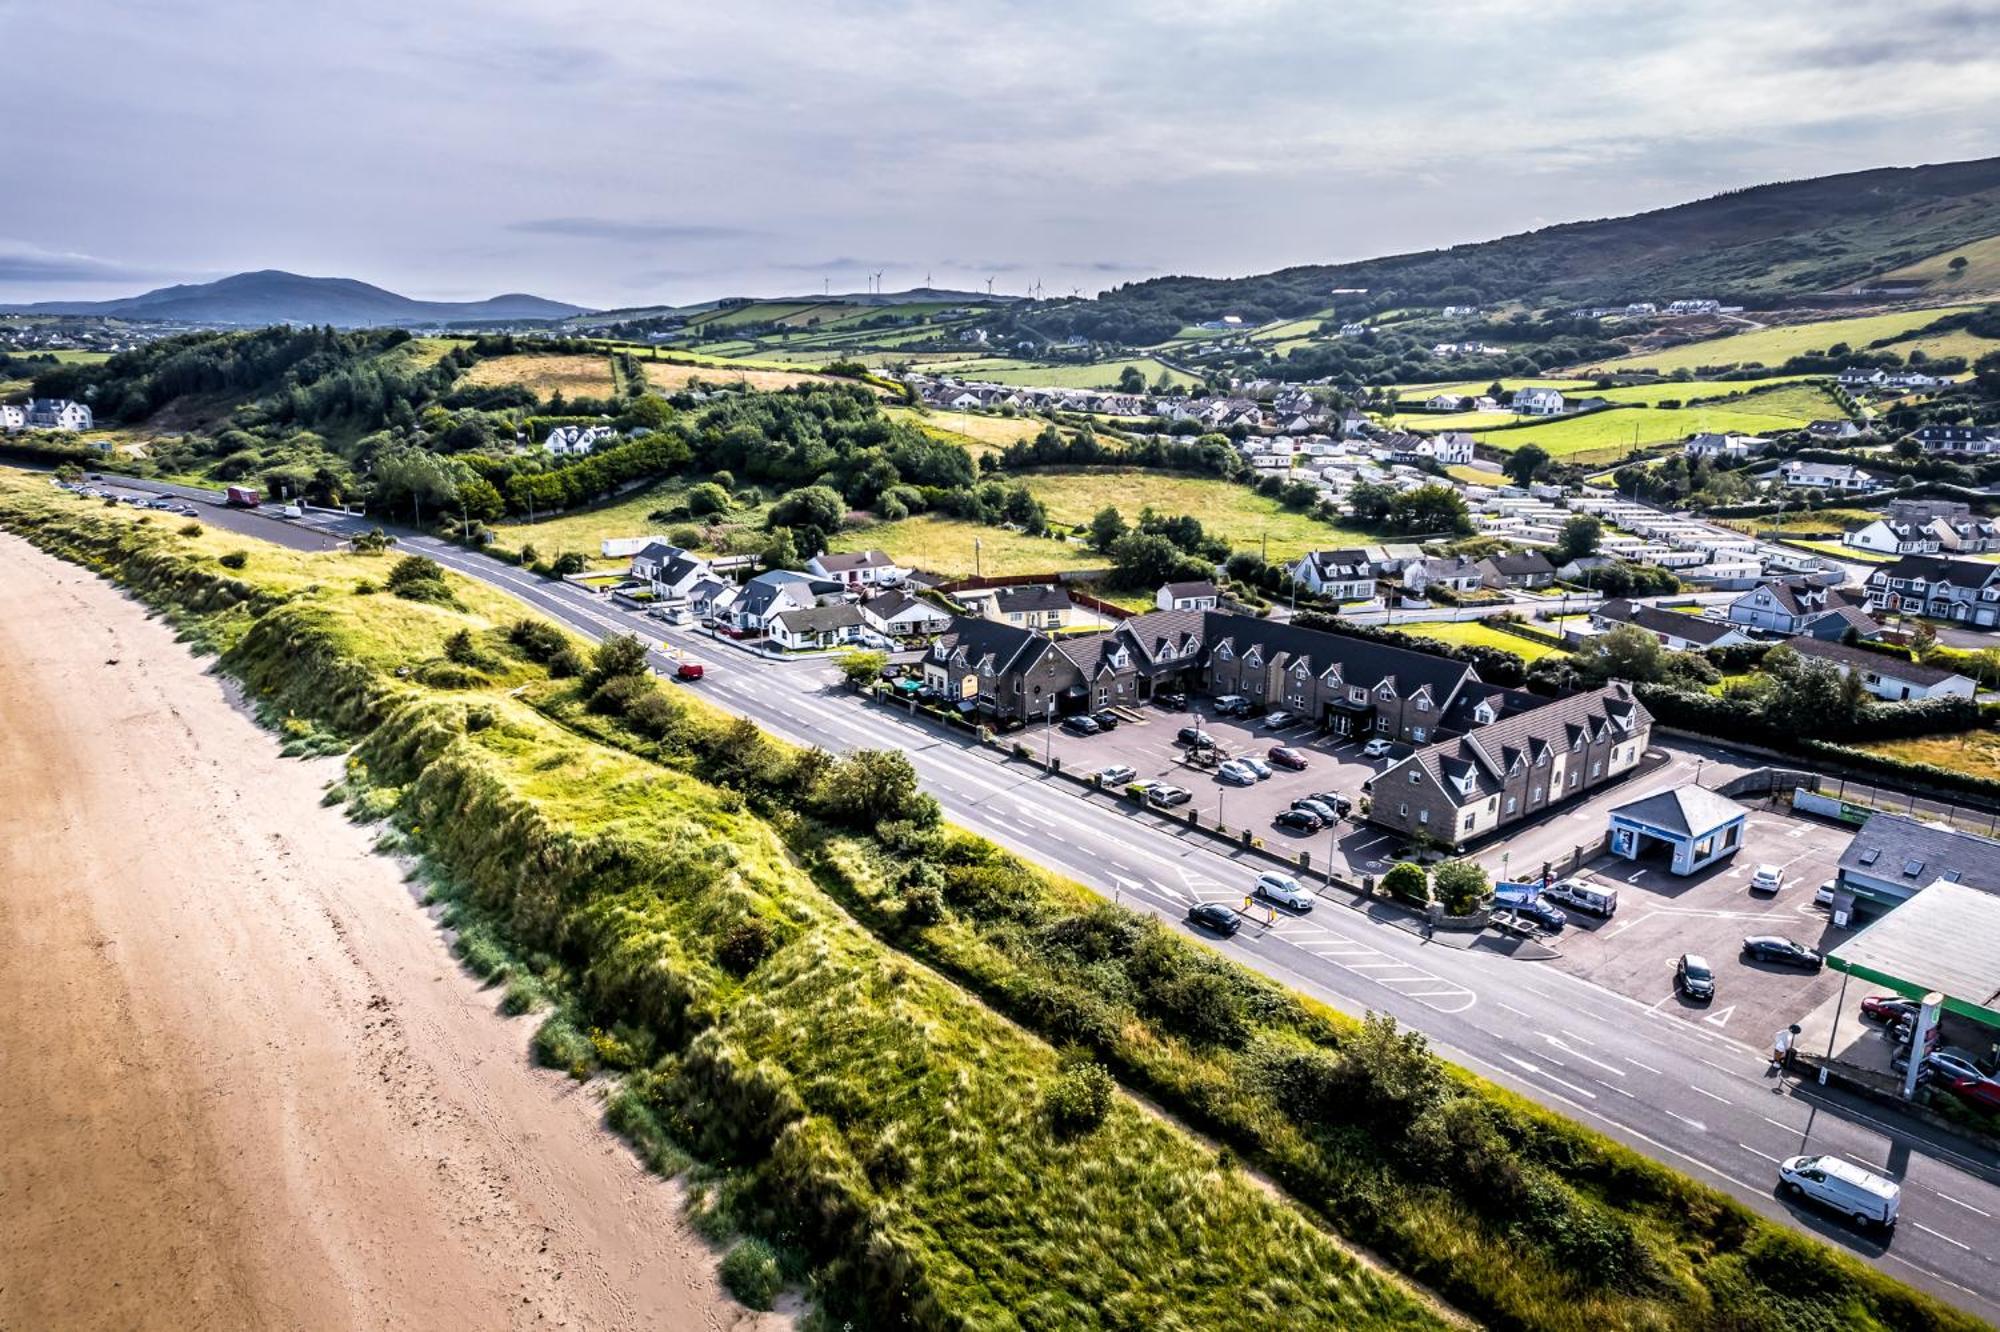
224, 485, 261, 508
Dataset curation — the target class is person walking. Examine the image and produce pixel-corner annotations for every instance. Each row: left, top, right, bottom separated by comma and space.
1770, 1025, 1798, 1076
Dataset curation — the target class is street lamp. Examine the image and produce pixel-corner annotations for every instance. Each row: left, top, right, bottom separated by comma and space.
1044, 696, 1055, 767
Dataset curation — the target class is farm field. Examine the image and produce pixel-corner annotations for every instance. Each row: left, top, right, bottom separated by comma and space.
929, 357, 1199, 390
1399, 619, 1568, 661
883, 405, 1047, 455
401, 336, 469, 367
1393, 376, 1590, 395
642, 360, 832, 393
1861, 731, 2000, 783
1249, 310, 1336, 341
1873, 233, 2000, 293
826, 514, 1103, 578
490, 478, 771, 561
1587, 305, 1984, 373
1384, 409, 1517, 430
1729, 507, 1879, 534
1581, 374, 1820, 407
1466, 399, 1817, 456
1018, 467, 1375, 558
461, 352, 615, 399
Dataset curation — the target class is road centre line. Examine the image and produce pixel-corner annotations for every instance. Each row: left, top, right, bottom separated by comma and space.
1689, 1084, 1732, 1105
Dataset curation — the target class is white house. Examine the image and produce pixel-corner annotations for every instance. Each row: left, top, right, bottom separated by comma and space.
807, 549, 907, 589
1155, 580, 1219, 611
1845, 518, 1940, 557
544, 424, 614, 456
20, 398, 92, 431
1779, 460, 1880, 492
1425, 431, 1476, 466
1401, 556, 1484, 596
1289, 549, 1377, 600
1512, 387, 1565, 417
1425, 393, 1466, 412
0, 404, 24, 432
860, 590, 952, 639
629, 542, 710, 599
766, 602, 867, 651
1592, 599, 1751, 652
1788, 638, 1976, 702
1726, 580, 1832, 634
729, 571, 830, 633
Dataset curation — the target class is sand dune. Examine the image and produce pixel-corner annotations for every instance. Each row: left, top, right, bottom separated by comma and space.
0, 533, 780, 1331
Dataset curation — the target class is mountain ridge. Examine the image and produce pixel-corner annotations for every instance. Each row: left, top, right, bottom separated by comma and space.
1, 269, 589, 327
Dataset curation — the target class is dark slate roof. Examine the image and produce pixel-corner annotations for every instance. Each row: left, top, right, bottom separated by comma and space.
1596, 598, 1740, 646
993, 584, 1074, 614
1800, 605, 1884, 640
770, 602, 864, 634
1200, 611, 1475, 706
1114, 607, 1206, 670
1838, 813, 2000, 895
1392, 682, 1651, 800
1870, 554, 2000, 588
738, 570, 823, 617
1481, 552, 1556, 577
1161, 580, 1217, 599
1610, 786, 1748, 837
814, 549, 896, 573
1300, 548, 1373, 577
1787, 638, 1968, 687
928, 615, 1051, 677
657, 552, 706, 584
862, 590, 931, 620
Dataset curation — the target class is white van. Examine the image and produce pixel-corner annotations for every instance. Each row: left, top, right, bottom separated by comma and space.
1546, 878, 1618, 917
1778, 1154, 1900, 1230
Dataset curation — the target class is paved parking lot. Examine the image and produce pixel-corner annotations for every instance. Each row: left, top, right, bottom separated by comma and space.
1528, 807, 1857, 1043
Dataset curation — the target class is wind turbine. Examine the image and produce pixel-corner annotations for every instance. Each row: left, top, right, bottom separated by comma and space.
986, 276, 995, 297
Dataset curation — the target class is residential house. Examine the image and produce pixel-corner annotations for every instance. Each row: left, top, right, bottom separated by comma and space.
1393, 431, 1476, 467
727, 570, 837, 634
629, 542, 710, 599
1912, 424, 2000, 457
1833, 813, 2000, 915
860, 590, 952, 640
1845, 517, 1943, 557
1338, 322, 1368, 337
1156, 580, 1219, 612
22, 397, 92, 431
1666, 299, 1720, 315
766, 603, 867, 651
1838, 368, 1888, 389
1290, 549, 1378, 601
0, 403, 23, 431
1624, 303, 1658, 317
1425, 393, 1467, 412
1401, 555, 1484, 597
1865, 554, 2000, 628
1806, 419, 1864, 442
1367, 683, 1652, 846
980, 584, 1074, 630
543, 424, 613, 456
922, 617, 1080, 722
1786, 638, 1976, 702
1477, 551, 1557, 590
1512, 387, 1566, 417
1592, 599, 1752, 652
1201, 614, 1478, 744
1779, 460, 1880, 492
807, 549, 907, 589
1683, 432, 1768, 461
1726, 580, 1833, 634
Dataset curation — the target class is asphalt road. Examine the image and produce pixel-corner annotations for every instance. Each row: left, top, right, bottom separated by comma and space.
42, 473, 2000, 1320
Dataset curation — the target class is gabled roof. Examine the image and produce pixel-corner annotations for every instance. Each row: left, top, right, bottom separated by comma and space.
1787, 638, 1969, 687
1391, 682, 1652, 800
862, 590, 933, 620
1480, 552, 1556, 577
1610, 786, 1748, 837
993, 584, 1074, 614
1596, 598, 1739, 646
1870, 554, 2000, 588
1197, 611, 1475, 705
769, 602, 864, 634
1161, 580, 1217, 599
813, 549, 897, 573
1838, 813, 2000, 895
928, 615, 1051, 678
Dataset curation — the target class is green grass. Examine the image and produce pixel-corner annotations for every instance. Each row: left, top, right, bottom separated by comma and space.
1385, 408, 1519, 430
1466, 402, 1812, 457
910, 356, 1199, 390
1862, 731, 2000, 781
1398, 619, 1568, 660
1731, 508, 1879, 535
1017, 467, 1377, 559
882, 404, 1048, 455
1873, 232, 2000, 293
827, 514, 1103, 578
1589, 305, 1986, 373
491, 478, 771, 563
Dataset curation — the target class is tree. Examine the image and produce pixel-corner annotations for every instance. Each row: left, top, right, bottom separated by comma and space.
587, 633, 650, 687
1502, 443, 1550, 487
1088, 505, 1128, 553
1910, 620, 1939, 662
812, 749, 934, 828
1118, 365, 1147, 394
1108, 531, 1198, 589
1387, 484, 1472, 535
1949, 255, 1970, 274
1572, 622, 1667, 684
372, 444, 459, 523
767, 484, 845, 555
1382, 862, 1429, 906
686, 482, 731, 516
838, 648, 888, 688
455, 474, 505, 524
1346, 480, 1397, 525
1556, 514, 1602, 562
1431, 860, 1489, 916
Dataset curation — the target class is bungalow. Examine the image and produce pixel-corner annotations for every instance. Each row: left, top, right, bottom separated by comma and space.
1290, 549, 1378, 600
1401, 555, 1484, 597
1477, 551, 1557, 590
1786, 638, 1975, 702
1805, 419, 1864, 442
1512, 387, 1565, 417
983, 584, 1074, 630
1779, 460, 1880, 492
1913, 424, 2000, 457
807, 549, 907, 589
1865, 554, 2000, 628
1425, 393, 1467, 412
860, 590, 952, 639
1156, 580, 1219, 612
1592, 599, 1751, 652
766, 602, 867, 651
1838, 367, 1888, 388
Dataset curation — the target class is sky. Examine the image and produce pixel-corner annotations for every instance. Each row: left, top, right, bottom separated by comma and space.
3, 0, 1997, 311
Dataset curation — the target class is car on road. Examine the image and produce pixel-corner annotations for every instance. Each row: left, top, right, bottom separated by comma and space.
1513, 898, 1568, 932
1308, 791, 1353, 817
1814, 880, 1837, 907
1146, 784, 1192, 808
1211, 695, 1252, 717
1545, 878, 1618, 917
1267, 745, 1308, 770
1892, 1047, 1994, 1086
1059, 715, 1103, 737
148, 497, 176, 510
1272, 808, 1324, 834
1238, 755, 1272, 779
1750, 863, 1784, 895
1360, 738, 1395, 759
1674, 953, 1716, 1001
1175, 726, 1215, 748
1186, 901, 1241, 936
1861, 994, 1921, 1025
1091, 709, 1122, 731
1778, 1154, 1899, 1231
1292, 797, 1338, 823
674, 662, 705, 681
1740, 935, 1822, 971
180, 505, 201, 516
1262, 710, 1296, 729
1253, 872, 1314, 912
1096, 764, 1137, 786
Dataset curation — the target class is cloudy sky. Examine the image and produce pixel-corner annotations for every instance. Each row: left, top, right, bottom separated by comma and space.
3, 0, 1996, 310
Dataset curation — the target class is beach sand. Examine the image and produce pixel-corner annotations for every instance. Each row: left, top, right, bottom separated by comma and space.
0, 532, 782, 1331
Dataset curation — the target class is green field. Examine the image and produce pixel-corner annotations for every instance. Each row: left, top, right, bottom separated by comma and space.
1874, 232, 2000, 293
1018, 467, 1375, 558
1384, 409, 1517, 430
827, 514, 1103, 577
492, 478, 770, 561
1589, 305, 1985, 373
1392, 376, 1590, 395
1399, 619, 1567, 661
1463, 383, 1838, 457
916, 356, 1199, 390
883, 404, 1048, 455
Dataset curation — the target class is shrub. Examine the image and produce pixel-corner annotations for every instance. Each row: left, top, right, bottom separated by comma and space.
718, 1237, 783, 1310
625, 687, 679, 738
588, 633, 651, 687
589, 672, 656, 717
1046, 1056, 1116, 1135
507, 617, 568, 661
1432, 859, 1488, 915
531, 1011, 596, 1080
443, 628, 485, 667
218, 550, 249, 570
550, 551, 588, 576
548, 645, 586, 679
177, 521, 202, 537
687, 481, 731, 516
837, 648, 887, 687
716, 916, 776, 976
1382, 861, 1429, 905
385, 554, 454, 604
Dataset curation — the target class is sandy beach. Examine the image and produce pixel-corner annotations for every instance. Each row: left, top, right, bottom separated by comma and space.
0, 532, 775, 1331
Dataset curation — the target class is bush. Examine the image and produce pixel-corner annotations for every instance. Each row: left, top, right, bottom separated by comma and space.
716, 916, 776, 976
1382, 861, 1429, 906
1432, 859, 1488, 915
218, 550, 248, 570
443, 628, 485, 667
548, 645, 586, 679
1046, 1056, 1116, 1135
507, 617, 568, 662
177, 521, 202, 537
718, 1237, 783, 1311
687, 481, 731, 516
587, 633, 650, 687
385, 554, 453, 604
550, 551, 588, 576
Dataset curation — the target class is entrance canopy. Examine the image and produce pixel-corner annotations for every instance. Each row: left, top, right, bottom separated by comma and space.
1607, 786, 1748, 876
1827, 880, 2000, 1030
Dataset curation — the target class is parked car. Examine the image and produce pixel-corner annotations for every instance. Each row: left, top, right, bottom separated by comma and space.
1940, 1075, 2000, 1114
1892, 1018, 1943, 1052
1238, 755, 1272, 779
1175, 726, 1215, 748
148, 496, 176, 510
674, 662, 705, 681
1211, 695, 1251, 717
1778, 1154, 1900, 1231
1741, 935, 1822, 971
1263, 710, 1296, 729
1272, 808, 1324, 834
1216, 760, 1259, 786
1308, 791, 1353, 817
1861, 994, 1921, 1025
1267, 745, 1308, 770
1892, 1047, 1993, 1086
1146, 784, 1192, 808
1059, 715, 1103, 737
179, 505, 201, 516
1091, 709, 1122, 730
1292, 797, 1338, 822
1253, 872, 1314, 912
1360, 738, 1395, 759
1545, 878, 1618, 917
880, 663, 904, 681
1750, 863, 1784, 895
1096, 764, 1137, 786
1156, 691, 1187, 710
1513, 898, 1568, 931
1674, 953, 1715, 1001
1186, 901, 1241, 936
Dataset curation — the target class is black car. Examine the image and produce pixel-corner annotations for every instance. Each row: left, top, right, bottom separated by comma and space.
1309, 791, 1353, 817
1092, 709, 1122, 730
1059, 715, 1103, 737
1176, 726, 1215, 747
1514, 898, 1568, 932
1186, 901, 1241, 936
1272, 808, 1324, 833
880, 663, 904, 681
1156, 691, 1188, 710
1292, 797, 1338, 822
1741, 935, 1823, 971
1674, 953, 1715, 1001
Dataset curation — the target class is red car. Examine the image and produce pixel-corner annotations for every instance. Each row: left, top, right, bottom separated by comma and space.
1267, 745, 1309, 770
675, 662, 705, 681
1860, 994, 1920, 1025
1942, 1076, 2000, 1115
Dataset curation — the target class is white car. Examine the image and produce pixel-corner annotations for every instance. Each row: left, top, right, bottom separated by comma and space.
1814, 881, 1836, 907
1263, 710, 1296, 729
1253, 872, 1314, 911
1361, 738, 1395, 759
1750, 864, 1783, 895
1096, 764, 1137, 786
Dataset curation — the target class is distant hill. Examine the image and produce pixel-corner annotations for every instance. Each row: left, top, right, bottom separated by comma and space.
565, 287, 1010, 328
0, 270, 589, 327
1055, 156, 2000, 340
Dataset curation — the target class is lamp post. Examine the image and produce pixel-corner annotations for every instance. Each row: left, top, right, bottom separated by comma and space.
1044, 696, 1055, 767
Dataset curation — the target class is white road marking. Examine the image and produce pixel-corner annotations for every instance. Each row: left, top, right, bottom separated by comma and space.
1504, 1054, 1598, 1100
1737, 1142, 1781, 1163
1703, 1004, 1736, 1028
1545, 1035, 1627, 1077
1664, 1110, 1707, 1132
1626, 1057, 1664, 1075
1497, 1002, 1532, 1019
1914, 1223, 1972, 1252
1688, 1084, 1731, 1105
1761, 1115, 1794, 1132
1936, 1192, 1993, 1218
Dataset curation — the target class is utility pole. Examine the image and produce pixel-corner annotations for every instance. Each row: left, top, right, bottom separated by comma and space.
975, 537, 982, 578
1044, 697, 1055, 767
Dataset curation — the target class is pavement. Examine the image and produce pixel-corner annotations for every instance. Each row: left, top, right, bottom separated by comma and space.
35, 469, 2000, 1321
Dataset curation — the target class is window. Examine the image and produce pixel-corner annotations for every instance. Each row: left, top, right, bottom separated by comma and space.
1858, 848, 1880, 866
1505, 797, 1518, 814
1415, 698, 1429, 712
1569, 772, 1579, 788
1532, 787, 1543, 802
1409, 771, 1422, 785
1418, 810, 1429, 826
1398, 802, 1408, 817
1903, 859, 1926, 878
